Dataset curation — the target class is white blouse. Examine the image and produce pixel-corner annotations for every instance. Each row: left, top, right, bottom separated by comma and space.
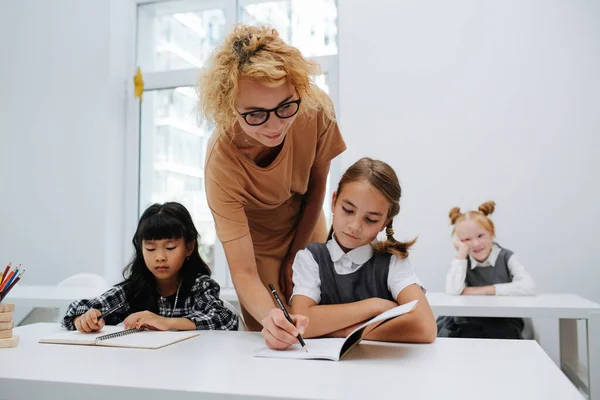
291, 236, 423, 304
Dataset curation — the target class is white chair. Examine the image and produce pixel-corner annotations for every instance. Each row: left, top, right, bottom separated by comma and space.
58, 273, 108, 289
18, 273, 108, 326
222, 299, 247, 331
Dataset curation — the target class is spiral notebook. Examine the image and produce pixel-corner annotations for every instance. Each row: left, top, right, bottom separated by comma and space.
39, 326, 199, 349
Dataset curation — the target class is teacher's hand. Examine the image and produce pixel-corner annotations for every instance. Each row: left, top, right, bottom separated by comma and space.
261, 308, 308, 350
279, 254, 295, 305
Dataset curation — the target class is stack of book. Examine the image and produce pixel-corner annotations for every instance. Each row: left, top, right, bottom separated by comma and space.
0, 303, 18, 348
0, 263, 24, 348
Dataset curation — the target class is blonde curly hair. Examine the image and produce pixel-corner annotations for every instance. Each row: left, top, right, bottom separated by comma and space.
197, 24, 334, 132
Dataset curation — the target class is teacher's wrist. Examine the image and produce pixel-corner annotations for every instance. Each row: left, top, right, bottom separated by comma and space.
258, 289, 280, 321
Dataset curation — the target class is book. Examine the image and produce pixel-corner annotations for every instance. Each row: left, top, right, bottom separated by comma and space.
0, 321, 14, 331
0, 303, 15, 313
0, 329, 12, 339
39, 326, 199, 350
0, 336, 19, 348
255, 299, 419, 361
0, 312, 12, 322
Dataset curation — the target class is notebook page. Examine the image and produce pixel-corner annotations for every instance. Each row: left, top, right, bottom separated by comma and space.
39, 326, 125, 345
98, 329, 199, 349
254, 338, 345, 361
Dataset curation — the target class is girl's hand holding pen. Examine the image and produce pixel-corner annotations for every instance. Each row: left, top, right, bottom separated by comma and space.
73, 309, 104, 333
261, 308, 308, 350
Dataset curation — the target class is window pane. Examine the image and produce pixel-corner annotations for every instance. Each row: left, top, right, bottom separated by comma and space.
239, 0, 338, 57
137, 1, 227, 72
314, 73, 330, 94
312, 75, 332, 225
139, 87, 217, 274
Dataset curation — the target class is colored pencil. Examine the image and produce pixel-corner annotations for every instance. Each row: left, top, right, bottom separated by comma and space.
0, 275, 22, 302
0, 271, 15, 292
0, 263, 11, 287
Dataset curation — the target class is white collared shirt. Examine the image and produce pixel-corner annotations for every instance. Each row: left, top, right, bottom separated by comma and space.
291, 236, 423, 304
445, 243, 535, 296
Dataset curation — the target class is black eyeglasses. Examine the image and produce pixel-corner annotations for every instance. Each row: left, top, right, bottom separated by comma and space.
236, 99, 301, 126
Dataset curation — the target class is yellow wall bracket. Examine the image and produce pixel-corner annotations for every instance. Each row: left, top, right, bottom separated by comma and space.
133, 67, 144, 100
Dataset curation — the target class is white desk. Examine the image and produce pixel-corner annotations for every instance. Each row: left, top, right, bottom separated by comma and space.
0, 323, 583, 400
5, 285, 237, 307
427, 292, 600, 399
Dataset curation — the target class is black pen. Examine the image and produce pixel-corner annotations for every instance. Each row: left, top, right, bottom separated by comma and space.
268, 284, 307, 352
97, 303, 123, 321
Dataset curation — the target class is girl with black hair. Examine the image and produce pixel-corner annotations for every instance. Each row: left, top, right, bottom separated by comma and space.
62, 202, 239, 332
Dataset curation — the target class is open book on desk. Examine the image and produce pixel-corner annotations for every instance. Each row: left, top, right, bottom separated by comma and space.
39, 326, 199, 350
255, 299, 419, 361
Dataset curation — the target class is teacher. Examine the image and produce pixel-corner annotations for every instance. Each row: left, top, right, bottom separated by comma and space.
198, 25, 346, 349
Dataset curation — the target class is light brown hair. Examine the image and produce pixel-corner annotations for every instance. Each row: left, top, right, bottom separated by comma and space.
197, 24, 334, 132
331, 157, 416, 258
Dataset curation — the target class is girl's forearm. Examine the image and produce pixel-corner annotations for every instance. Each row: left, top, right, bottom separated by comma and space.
168, 318, 196, 331
295, 298, 387, 338
364, 312, 437, 343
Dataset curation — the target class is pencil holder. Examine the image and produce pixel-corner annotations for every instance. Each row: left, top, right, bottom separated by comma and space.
0, 303, 19, 348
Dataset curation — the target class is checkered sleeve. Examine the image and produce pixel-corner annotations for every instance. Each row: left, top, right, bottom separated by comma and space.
185, 275, 239, 330
61, 284, 131, 330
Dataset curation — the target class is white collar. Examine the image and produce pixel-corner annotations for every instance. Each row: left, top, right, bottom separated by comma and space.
469, 243, 501, 269
326, 234, 373, 265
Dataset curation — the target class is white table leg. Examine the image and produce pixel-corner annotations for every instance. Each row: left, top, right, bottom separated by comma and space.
588, 311, 600, 400
560, 318, 579, 364
560, 319, 586, 395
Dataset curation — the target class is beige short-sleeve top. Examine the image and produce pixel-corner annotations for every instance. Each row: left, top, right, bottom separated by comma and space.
205, 106, 346, 256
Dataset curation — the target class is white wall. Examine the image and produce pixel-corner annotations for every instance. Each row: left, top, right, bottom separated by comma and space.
1, 0, 598, 364
0, 0, 137, 294
339, 0, 600, 363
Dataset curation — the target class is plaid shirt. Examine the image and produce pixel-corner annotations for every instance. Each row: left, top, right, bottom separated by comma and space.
62, 274, 239, 331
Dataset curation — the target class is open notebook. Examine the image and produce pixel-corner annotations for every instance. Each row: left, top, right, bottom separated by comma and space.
255, 299, 419, 361
39, 326, 199, 350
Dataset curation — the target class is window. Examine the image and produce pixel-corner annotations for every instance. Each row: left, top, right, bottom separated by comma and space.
238, 0, 337, 57
136, 0, 339, 288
